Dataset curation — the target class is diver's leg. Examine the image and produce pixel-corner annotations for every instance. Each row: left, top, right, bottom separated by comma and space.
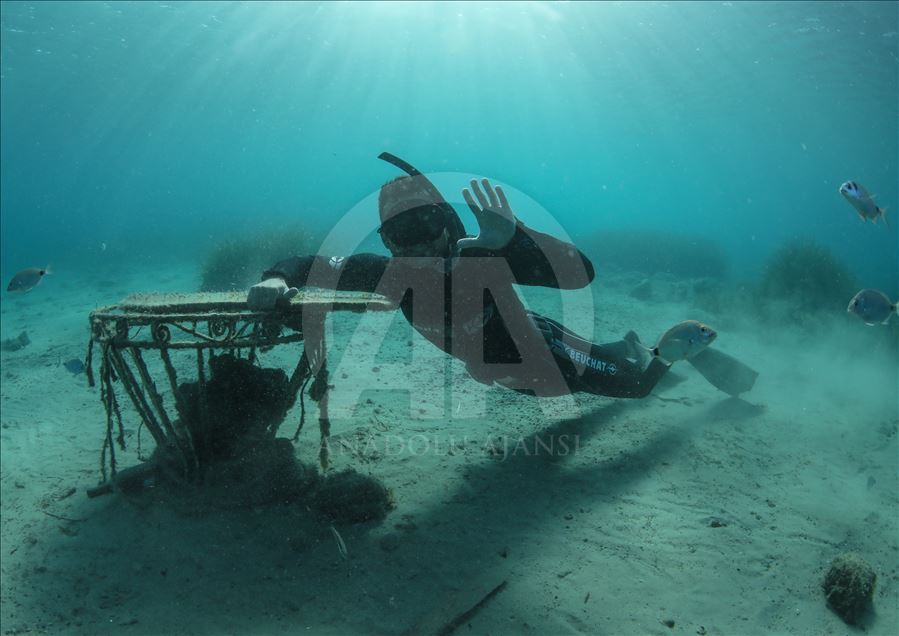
576, 347, 670, 398
527, 312, 669, 398
530, 313, 643, 364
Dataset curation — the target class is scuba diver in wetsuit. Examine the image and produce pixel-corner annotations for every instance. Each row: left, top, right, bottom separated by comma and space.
247, 153, 743, 399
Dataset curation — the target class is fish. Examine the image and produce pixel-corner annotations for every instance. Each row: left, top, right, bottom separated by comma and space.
63, 358, 86, 374
649, 320, 717, 363
6, 265, 51, 293
847, 289, 896, 325
0, 331, 30, 352
839, 181, 889, 226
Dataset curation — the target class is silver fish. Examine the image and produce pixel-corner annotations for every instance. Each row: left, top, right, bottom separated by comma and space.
6, 265, 51, 293
839, 181, 889, 226
847, 289, 896, 325
651, 320, 717, 363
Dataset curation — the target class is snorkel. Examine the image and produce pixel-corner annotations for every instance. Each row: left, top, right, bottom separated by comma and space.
377, 151, 427, 179
377, 152, 467, 247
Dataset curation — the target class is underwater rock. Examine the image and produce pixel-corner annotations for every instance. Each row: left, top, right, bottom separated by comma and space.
1, 331, 30, 352
629, 279, 653, 301
199, 437, 320, 508
87, 351, 394, 525
101, 437, 323, 511
822, 552, 876, 624
178, 353, 291, 461
310, 469, 395, 525
63, 358, 86, 374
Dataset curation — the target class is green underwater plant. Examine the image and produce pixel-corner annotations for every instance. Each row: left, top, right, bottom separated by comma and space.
200, 225, 318, 292
758, 239, 858, 311
199, 239, 256, 292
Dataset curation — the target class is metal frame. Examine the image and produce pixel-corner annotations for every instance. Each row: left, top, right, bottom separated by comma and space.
85, 290, 394, 484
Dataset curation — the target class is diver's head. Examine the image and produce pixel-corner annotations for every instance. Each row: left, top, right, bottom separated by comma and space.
378, 175, 454, 258
376, 153, 467, 258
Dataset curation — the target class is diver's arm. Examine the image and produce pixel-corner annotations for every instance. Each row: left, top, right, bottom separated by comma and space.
494, 221, 595, 289
248, 254, 390, 310
263, 254, 390, 292
458, 219, 595, 289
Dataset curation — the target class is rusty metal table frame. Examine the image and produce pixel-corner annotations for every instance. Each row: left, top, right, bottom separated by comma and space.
86, 290, 395, 483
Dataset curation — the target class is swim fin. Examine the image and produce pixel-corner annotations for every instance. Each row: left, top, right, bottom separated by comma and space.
687, 348, 758, 397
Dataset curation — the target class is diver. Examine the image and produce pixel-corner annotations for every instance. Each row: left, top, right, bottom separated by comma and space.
247, 153, 752, 399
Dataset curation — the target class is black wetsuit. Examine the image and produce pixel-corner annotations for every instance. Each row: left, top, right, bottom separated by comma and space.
263, 221, 668, 398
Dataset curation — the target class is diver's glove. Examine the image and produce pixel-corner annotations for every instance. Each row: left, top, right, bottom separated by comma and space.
456, 178, 517, 254
246, 277, 299, 311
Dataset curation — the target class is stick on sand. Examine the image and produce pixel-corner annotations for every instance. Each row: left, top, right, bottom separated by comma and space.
436, 580, 508, 636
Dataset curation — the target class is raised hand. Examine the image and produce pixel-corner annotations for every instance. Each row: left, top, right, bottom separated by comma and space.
456, 178, 517, 253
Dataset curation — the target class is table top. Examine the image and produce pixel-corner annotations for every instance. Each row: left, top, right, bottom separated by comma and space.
95, 289, 396, 316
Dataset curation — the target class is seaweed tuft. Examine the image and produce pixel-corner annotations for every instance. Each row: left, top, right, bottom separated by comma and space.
200, 226, 318, 292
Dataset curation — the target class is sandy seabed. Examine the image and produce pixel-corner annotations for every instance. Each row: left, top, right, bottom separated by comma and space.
1, 259, 897, 636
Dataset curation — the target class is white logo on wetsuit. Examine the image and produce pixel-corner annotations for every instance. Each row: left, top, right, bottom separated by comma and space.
328, 256, 345, 270
560, 342, 617, 375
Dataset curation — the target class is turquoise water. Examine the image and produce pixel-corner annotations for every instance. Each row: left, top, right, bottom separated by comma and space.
1, 1, 896, 288
2, 4, 898, 635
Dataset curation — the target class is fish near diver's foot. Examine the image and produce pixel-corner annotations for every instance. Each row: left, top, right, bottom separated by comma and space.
645, 320, 717, 364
